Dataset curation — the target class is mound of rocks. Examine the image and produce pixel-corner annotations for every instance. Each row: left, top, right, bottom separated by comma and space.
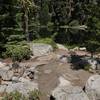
0, 61, 38, 95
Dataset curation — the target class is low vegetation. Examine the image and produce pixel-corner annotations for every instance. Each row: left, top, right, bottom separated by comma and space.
2, 90, 40, 100
2, 44, 32, 61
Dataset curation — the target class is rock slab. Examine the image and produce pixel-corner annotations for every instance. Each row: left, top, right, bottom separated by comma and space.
31, 43, 53, 56
52, 76, 89, 100
85, 74, 100, 100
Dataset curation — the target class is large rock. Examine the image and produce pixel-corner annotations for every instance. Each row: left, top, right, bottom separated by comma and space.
52, 77, 89, 100
0, 69, 14, 81
6, 81, 38, 95
0, 62, 6, 68
85, 75, 100, 100
52, 85, 89, 100
31, 43, 53, 56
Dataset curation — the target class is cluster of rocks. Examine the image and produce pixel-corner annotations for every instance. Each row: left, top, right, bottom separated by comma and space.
51, 75, 100, 100
30, 43, 100, 70
0, 61, 38, 95
57, 53, 100, 70
0, 43, 54, 96
0, 43, 100, 100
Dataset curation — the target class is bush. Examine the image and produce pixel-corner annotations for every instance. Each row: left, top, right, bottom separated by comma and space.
3, 44, 32, 61
33, 38, 57, 49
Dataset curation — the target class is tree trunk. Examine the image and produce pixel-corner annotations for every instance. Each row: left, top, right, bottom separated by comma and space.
91, 52, 94, 62
22, 10, 29, 42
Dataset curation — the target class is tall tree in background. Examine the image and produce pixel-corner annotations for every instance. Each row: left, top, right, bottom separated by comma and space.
85, 1, 100, 58
0, 0, 18, 56
17, 0, 35, 41
39, 0, 51, 38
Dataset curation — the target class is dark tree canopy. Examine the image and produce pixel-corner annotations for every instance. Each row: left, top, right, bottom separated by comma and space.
0, 0, 100, 58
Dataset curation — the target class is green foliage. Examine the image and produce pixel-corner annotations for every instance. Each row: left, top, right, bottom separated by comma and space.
3, 44, 32, 61
86, 40, 100, 54
84, 64, 91, 71
0, 0, 100, 59
28, 90, 41, 100
7, 35, 25, 42
2, 90, 40, 100
33, 38, 57, 49
39, 0, 50, 25
64, 44, 79, 49
2, 91, 27, 100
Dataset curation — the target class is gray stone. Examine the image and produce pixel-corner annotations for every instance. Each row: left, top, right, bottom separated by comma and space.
0, 85, 7, 93
88, 59, 98, 70
0, 62, 6, 68
79, 47, 86, 51
85, 75, 100, 100
83, 57, 99, 70
31, 43, 53, 56
23, 67, 36, 79
19, 77, 31, 82
11, 76, 19, 83
57, 55, 68, 63
0, 69, 14, 81
27, 66, 36, 72
52, 85, 89, 100
97, 64, 100, 70
6, 81, 38, 95
51, 76, 89, 100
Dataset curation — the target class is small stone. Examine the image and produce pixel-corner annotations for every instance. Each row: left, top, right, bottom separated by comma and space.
0, 62, 6, 68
